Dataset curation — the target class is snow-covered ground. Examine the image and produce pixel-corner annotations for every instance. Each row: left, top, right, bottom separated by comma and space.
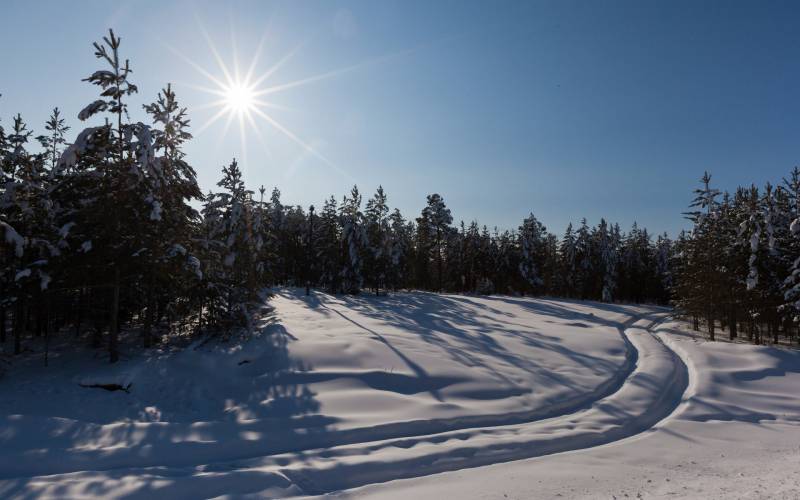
0, 289, 798, 499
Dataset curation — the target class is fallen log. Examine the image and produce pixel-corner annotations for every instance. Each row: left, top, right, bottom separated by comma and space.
79, 382, 132, 393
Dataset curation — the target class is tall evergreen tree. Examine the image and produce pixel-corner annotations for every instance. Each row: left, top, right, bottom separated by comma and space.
518, 213, 546, 294
418, 193, 452, 291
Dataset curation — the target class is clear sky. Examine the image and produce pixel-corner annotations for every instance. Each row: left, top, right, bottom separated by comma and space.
2, 0, 799, 236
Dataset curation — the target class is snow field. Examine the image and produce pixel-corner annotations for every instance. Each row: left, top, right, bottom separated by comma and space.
1, 290, 797, 499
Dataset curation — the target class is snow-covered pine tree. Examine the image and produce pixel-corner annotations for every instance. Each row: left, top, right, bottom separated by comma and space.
36, 108, 70, 178
757, 183, 785, 343
459, 221, 480, 292
575, 218, 594, 299
196, 190, 228, 327
252, 186, 270, 286
681, 172, 722, 340
419, 193, 452, 291
339, 186, 366, 294
317, 196, 342, 293
139, 84, 203, 345
364, 186, 390, 295
518, 213, 546, 295
654, 232, 673, 304
65, 29, 160, 361
0, 103, 8, 344
781, 168, 800, 339
595, 218, 618, 302
541, 232, 560, 294
215, 159, 257, 326
737, 184, 785, 343
493, 228, 516, 294
0, 113, 53, 354
268, 187, 287, 283
387, 208, 411, 291
476, 225, 497, 294
283, 204, 309, 286
559, 222, 577, 297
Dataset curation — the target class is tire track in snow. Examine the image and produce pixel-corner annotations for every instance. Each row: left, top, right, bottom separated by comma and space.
254, 314, 690, 496
0, 313, 690, 499
0, 309, 643, 481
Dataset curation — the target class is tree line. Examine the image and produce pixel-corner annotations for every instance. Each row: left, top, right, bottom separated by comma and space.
2, 30, 791, 367
673, 170, 800, 345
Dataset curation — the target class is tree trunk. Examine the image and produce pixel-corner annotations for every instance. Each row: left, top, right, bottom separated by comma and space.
44, 294, 50, 367
75, 288, 84, 338
436, 229, 443, 292
0, 306, 5, 344
707, 314, 715, 341
109, 268, 120, 363
143, 301, 153, 348
14, 297, 24, 355
143, 277, 155, 348
728, 308, 737, 340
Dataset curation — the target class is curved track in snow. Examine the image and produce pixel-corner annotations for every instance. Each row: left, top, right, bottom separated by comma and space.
237, 314, 690, 496
0, 313, 690, 499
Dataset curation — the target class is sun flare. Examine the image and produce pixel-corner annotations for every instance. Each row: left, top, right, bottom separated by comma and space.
168, 27, 345, 174
224, 82, 256, 114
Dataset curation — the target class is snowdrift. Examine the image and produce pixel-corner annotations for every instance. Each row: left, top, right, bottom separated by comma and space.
0, 290, 797, 499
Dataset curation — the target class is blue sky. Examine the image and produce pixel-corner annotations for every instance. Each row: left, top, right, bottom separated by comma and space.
2, 0, 799, 236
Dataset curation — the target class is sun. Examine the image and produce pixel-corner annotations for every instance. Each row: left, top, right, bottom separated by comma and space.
169, 23, 400, 178
168, 27, 342, 172
224, 82, 256, 114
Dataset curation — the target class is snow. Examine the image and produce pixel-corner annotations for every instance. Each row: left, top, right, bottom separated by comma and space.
39, 272, 51, 291
58, 222, 76, 239
58, 126, 104, 169
1, 221, 25, 257
0, 290, 798, 499
187, 255, 203, 279
77, 100, 107, 121
149, 199, 162, 221
14, 269, 31, 281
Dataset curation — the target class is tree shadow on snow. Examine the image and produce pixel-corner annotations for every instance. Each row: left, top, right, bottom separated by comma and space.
289, 290, 665, 396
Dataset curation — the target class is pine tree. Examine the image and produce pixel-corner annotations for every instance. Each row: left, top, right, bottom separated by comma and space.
216, 159, 258, 324
71, 29, 151, 361
317, 196, 342, 293
364, 186, 390, 295
560, 222, 577, 297
419, 193, 452, 291
575, 218, 594, 299
387, 208, 411, 291
339, 186, 365, 294
139, 84, 202, 345
781, 168, 800, 336
595, 219, 619, 302
518, 213, 546, 294
654, 232, 673, 304
681, 172, 722, 340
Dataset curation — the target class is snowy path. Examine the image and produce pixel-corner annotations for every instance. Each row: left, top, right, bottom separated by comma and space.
0, 294, 693, 499
344, 323, 800, 500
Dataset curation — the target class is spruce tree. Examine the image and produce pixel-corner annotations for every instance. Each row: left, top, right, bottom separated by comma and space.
339, 186, 365, 294
518, 213, 546, 294
419, 193, 452, 291
364, 186, 390, 295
